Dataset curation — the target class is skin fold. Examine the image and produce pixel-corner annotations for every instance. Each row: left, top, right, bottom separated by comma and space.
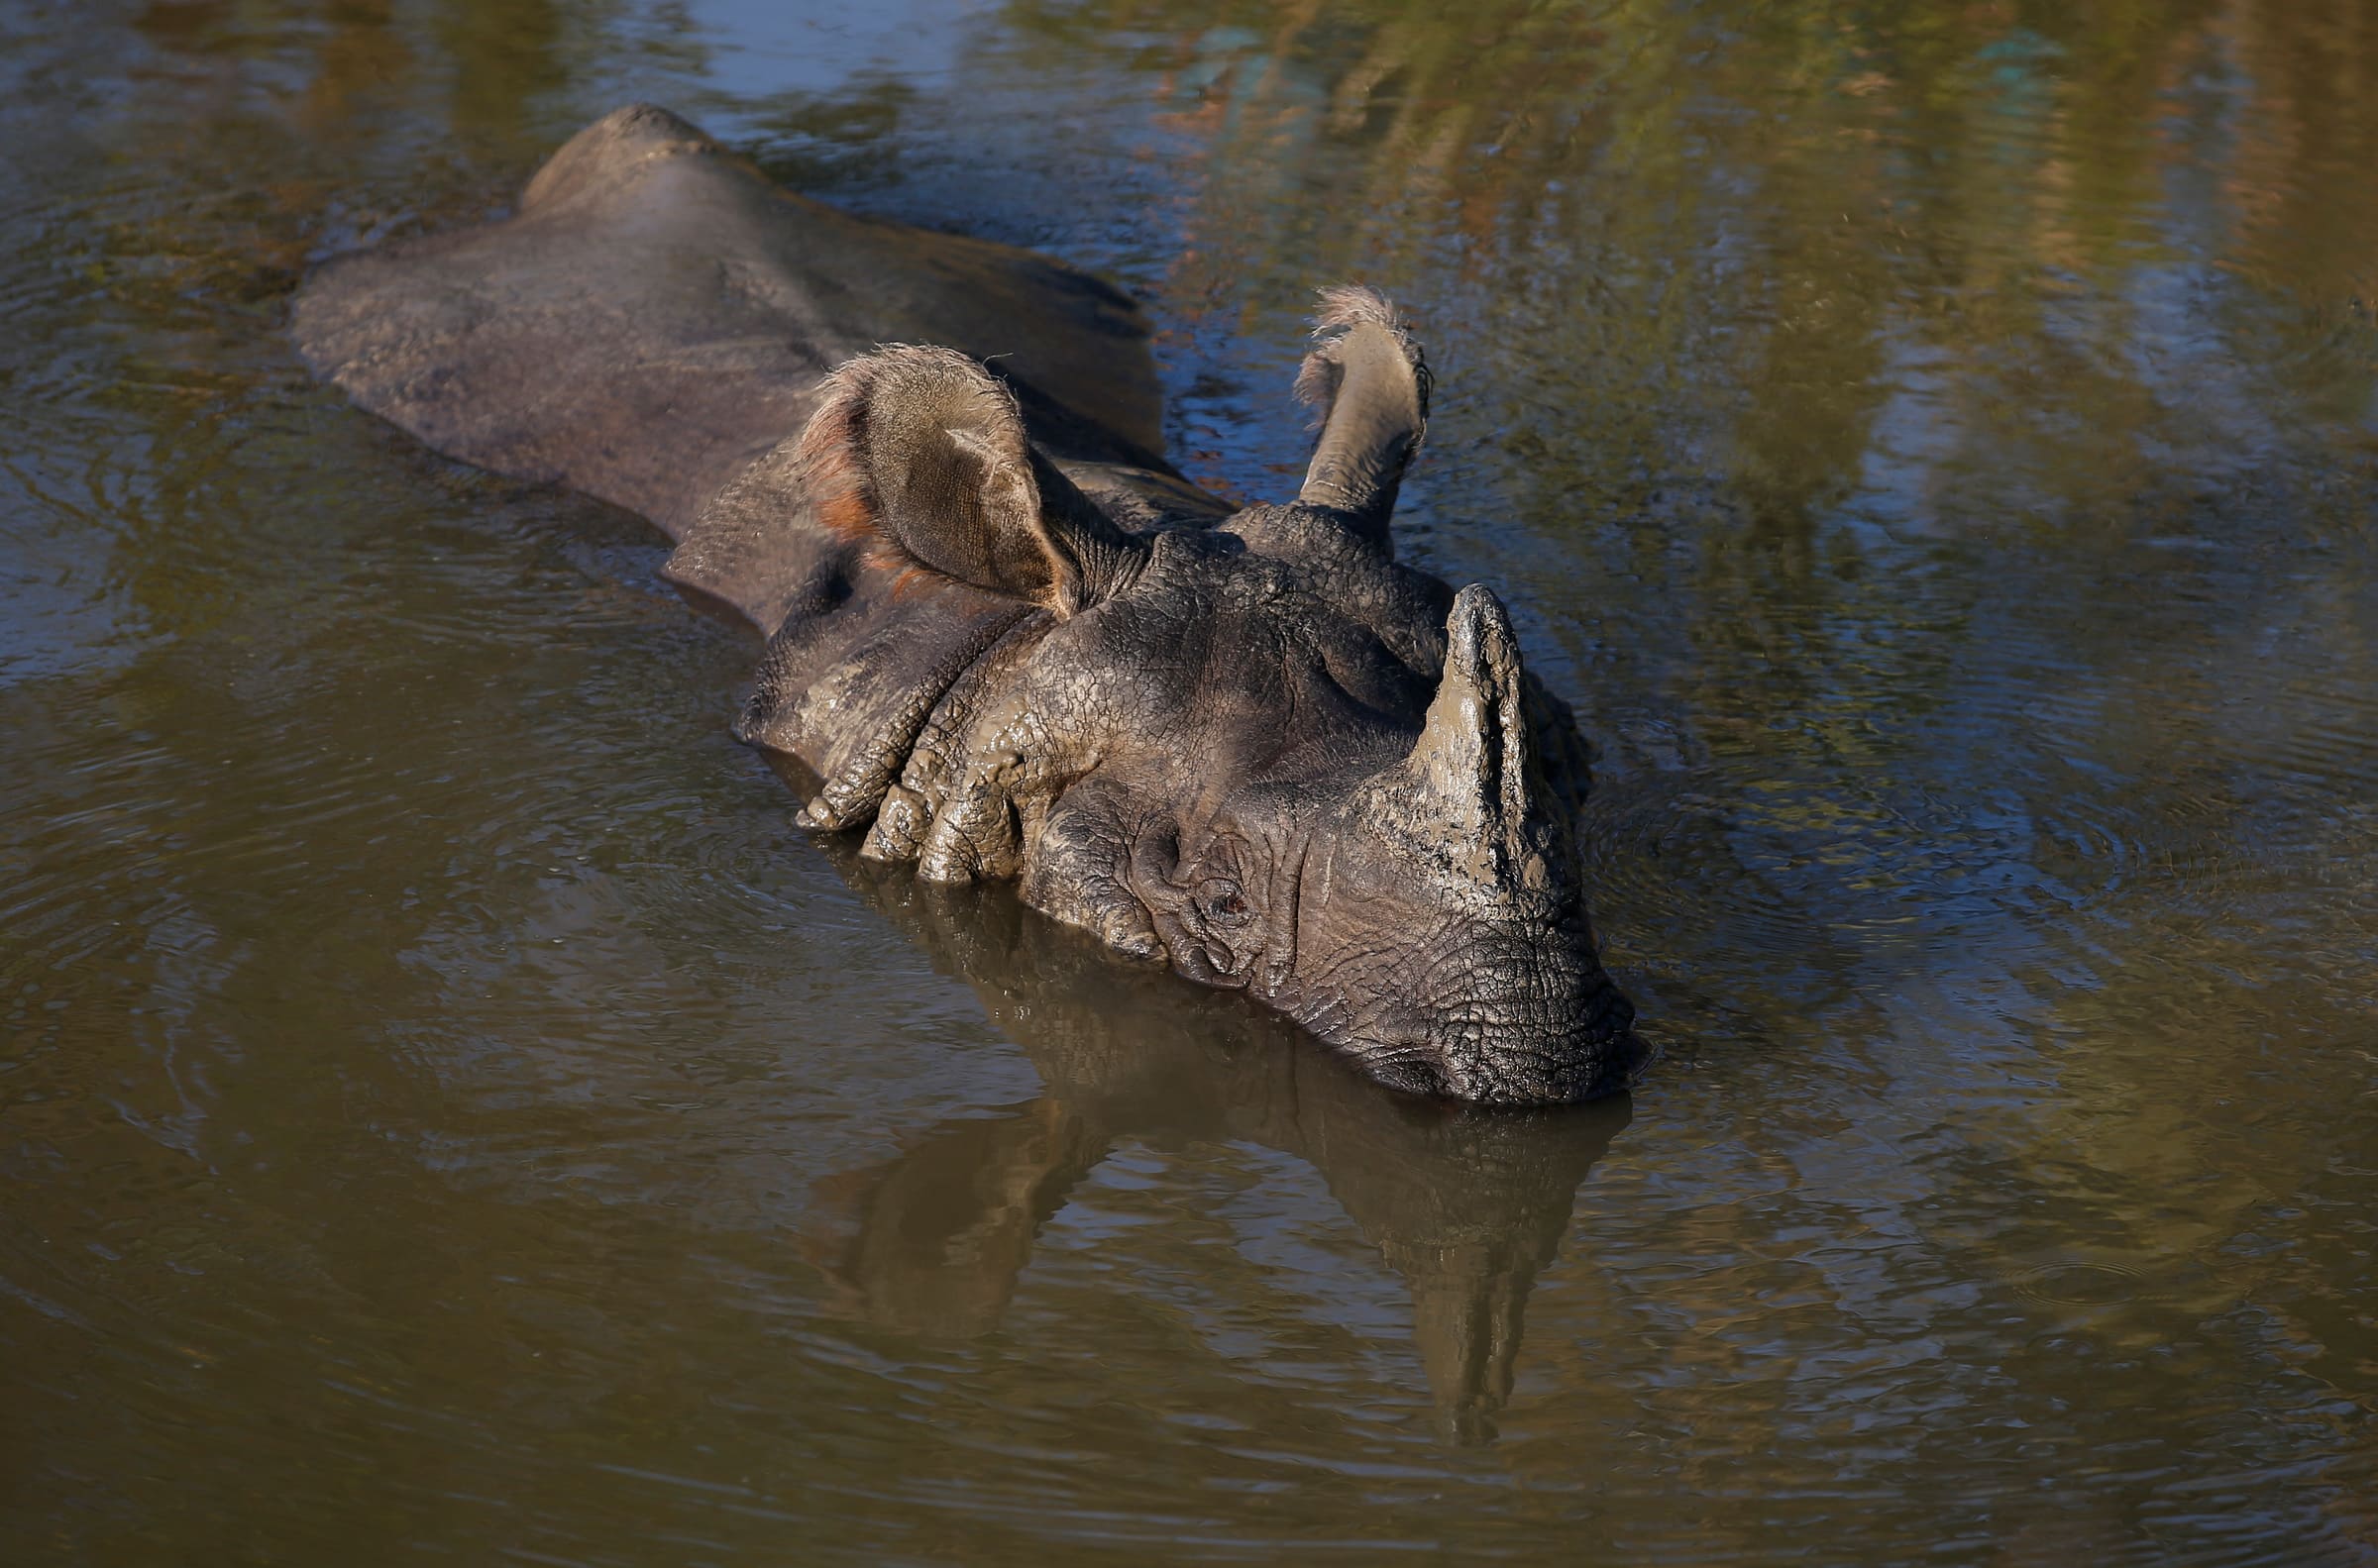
293, 104, 1639, 1104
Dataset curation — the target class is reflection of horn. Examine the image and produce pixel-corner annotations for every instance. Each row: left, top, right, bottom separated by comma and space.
1322, 1100, 1625, 1444
808, 839, 1628, 1439
1394, 1244, 1536, 1445
1388, 583, 1567, 894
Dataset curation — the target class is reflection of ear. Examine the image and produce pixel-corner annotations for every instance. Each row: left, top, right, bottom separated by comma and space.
794, 346, 1137, 617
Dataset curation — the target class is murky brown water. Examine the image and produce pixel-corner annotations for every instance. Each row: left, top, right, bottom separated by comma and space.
5, 0, 2378, 1561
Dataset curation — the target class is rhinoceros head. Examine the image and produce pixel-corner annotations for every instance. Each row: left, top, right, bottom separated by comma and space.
789, 290, 1637, 1104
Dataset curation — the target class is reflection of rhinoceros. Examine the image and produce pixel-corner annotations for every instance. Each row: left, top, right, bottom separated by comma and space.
803, 838, 1628, 1440
294, 104, 1637, 1103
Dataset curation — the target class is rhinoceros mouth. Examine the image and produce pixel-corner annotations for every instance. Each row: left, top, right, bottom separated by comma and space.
1296, 993, 1643, 1106
1365, 1053, 1458, 1099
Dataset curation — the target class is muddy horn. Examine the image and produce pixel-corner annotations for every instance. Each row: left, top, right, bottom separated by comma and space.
1394, 584, 1568, 897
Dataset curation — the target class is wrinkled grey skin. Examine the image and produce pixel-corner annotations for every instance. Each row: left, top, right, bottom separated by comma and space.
293, 105, 1638, 1104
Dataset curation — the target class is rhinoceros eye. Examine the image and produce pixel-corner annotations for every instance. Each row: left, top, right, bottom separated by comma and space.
1200, 880, 1253, 927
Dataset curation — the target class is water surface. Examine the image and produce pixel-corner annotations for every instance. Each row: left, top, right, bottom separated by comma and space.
5, 0, 2378, 1562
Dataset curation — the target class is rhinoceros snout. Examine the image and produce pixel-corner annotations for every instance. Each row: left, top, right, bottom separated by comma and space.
1331, 961, 1638, 1107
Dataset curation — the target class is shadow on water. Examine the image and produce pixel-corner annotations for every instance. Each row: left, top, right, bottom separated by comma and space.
799, 831, 1629, 1444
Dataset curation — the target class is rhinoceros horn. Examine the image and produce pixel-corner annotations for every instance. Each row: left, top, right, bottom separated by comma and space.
1388, 584, 1568, 898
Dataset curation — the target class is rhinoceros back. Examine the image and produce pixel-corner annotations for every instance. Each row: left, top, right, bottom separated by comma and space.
292, 103, 1171, 555
294, 104, 1226, 812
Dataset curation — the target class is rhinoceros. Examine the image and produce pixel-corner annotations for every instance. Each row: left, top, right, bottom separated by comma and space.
293, 104, 1638, 1104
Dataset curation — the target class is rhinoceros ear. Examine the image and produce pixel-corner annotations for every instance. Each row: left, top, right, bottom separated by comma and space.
795, 346, 1135, 616
1295, 286, 1430, 545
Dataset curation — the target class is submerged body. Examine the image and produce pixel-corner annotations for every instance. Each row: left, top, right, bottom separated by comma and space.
294, 105, 1636, 1103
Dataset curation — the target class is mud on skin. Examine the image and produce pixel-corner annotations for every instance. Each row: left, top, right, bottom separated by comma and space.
293, 104, 1638, 1104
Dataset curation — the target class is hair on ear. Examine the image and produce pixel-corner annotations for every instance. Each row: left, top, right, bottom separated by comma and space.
1292, 285, 1432, 431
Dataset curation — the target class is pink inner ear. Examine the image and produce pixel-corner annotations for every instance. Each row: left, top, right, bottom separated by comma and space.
793, 394, 877, 540
814, 484, 878, 544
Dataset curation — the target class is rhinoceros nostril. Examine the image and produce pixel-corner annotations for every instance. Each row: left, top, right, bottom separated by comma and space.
1370, 1054, 1452, 1098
